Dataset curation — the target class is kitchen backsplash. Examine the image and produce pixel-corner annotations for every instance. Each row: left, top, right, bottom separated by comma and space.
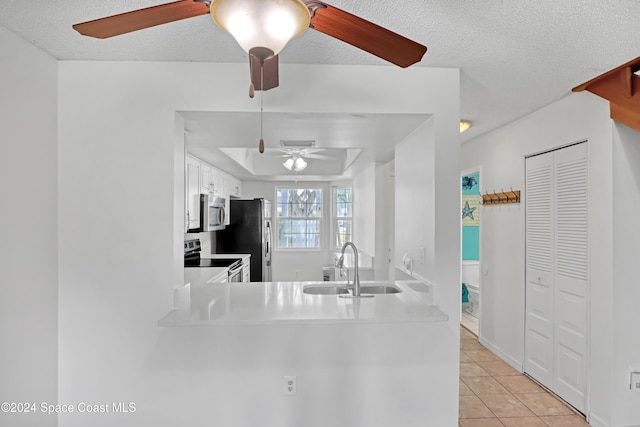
184, 231, 217, 255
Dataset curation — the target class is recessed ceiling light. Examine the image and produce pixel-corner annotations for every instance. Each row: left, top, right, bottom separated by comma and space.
460, 120, 472, 133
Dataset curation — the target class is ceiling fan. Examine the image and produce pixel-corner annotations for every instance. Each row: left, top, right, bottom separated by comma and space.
269, 141, 331, 158
262, 141, 330, 171
273, 147, 330, 158
268, 147, 330, 171
72, 0, 428, 94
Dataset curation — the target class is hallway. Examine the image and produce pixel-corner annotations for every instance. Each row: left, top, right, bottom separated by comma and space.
458, 326, 589, 426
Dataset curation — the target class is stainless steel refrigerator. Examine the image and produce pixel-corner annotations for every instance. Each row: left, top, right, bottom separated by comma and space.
216, 198, 272, 282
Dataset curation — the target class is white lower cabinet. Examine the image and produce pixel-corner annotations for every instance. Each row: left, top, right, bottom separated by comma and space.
242, 262, 250, 283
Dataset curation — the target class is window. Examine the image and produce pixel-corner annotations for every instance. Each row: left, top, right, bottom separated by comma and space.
333, 187, 353, 248
276, 188, 322, 249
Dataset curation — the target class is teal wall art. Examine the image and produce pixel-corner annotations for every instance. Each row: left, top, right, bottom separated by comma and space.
462, 173, 480, 261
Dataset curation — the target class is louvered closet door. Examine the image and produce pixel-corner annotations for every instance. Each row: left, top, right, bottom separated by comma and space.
525, 152, 555, 390
525, 142, 588, 414
552, 143, 588, 412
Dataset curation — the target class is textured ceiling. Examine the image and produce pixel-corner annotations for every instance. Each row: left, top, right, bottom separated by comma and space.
1, 0, 639, 146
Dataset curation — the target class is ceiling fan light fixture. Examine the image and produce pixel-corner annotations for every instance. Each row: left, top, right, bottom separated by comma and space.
459, 120, 472, 133
283, 157, 295, 170
293, 156, 307, 171
210, 0, 311, 57
283, 155, 307, 171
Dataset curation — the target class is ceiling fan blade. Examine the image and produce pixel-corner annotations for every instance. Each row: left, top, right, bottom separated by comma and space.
302, 148, 325, 154
306, 1, 427, 68
304, 154, 331, 160
250, 55, 279, 91
260, 150, 290, 157
72, 0, 209, 39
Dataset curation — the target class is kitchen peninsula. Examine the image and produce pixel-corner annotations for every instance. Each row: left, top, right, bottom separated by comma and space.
160, 271, 447, 326
155, 269, 455, 427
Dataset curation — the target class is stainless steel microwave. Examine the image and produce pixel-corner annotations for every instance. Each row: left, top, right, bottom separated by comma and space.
203, 194, 226, 231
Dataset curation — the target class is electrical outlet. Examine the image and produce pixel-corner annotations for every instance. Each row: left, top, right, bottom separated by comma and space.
284, 375, 296, 395
295, 270, 300, 279
402, 253, 413, 273
419, 247, 426, 264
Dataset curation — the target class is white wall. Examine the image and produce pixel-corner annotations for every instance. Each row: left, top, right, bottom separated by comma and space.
353, 163, 376, 257
374, 162, 393, 280
0, 25, 58, 427
611, 122, 640, 427
395, 118, 436, 284
393, 78, 461, 381
57, 61, 460, 426
461, 92, 615, 425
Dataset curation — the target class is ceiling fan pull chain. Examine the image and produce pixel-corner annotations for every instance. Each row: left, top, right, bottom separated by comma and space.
259, 59, 265, 154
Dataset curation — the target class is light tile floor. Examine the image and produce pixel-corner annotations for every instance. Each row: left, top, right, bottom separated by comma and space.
461, 311, 479, 335
459, 326, 590, 427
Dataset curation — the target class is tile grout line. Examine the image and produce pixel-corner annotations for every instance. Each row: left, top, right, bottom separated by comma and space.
461, 340, 543, 425
460, 347, 508, 423
459, 327, 589, 427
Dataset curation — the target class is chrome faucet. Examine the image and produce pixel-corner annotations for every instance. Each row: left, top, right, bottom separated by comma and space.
337, 242, 372, 298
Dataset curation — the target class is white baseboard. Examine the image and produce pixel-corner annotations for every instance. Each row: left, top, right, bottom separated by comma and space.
587, 412, 608, 427
478, 335, 523, 372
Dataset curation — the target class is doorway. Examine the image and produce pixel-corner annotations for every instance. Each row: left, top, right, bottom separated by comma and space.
461, 169, 481, 335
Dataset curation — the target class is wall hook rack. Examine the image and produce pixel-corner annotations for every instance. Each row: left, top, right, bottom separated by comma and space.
481, 188, 520, 205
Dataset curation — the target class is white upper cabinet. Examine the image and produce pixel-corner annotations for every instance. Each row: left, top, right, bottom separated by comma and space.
186, 155, 201, 231
200, 163, 213, 195
186, 154, 242, 229
200, 164, 223, 196
224, 174, 242, 198
210, 168, 222, 197
222, 173, 242, 225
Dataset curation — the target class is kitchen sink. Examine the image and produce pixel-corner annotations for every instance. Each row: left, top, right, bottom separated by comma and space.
303, 283, 402, 295
303, 285, 349, 295
359, 285, 402, 294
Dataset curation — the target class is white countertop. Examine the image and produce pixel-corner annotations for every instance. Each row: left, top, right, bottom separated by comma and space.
204, 253, 251, 261
160, 271, 448, 326
182, 254, 251, 283
184, 266, 229, 283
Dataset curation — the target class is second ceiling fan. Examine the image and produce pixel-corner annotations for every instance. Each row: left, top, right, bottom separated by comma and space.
72, 0, 428, 93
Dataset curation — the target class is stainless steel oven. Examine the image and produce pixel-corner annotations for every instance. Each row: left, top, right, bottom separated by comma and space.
184, 239, 244, 282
